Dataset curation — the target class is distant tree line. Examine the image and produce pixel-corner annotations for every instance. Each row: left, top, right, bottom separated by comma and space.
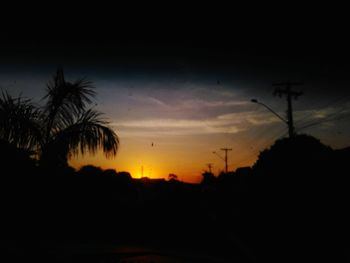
1, 69, 350, 261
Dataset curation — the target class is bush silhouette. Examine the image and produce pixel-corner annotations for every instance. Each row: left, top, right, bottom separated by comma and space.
253, 134, 333, 183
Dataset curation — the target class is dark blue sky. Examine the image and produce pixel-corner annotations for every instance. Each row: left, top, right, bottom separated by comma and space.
1, 19, 350, 180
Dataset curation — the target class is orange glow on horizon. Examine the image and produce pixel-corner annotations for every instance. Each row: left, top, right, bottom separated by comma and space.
70, 156, 205, 183
68, 133, 258, 184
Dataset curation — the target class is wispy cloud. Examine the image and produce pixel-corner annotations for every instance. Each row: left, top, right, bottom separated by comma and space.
294, 106, 350, 125
97, 80, 350, 143
96, 82, 252, 121
177, 99, 250, 109
112, 110, 280, 137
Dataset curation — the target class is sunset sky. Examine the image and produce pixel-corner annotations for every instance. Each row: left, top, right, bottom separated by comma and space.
1, 28, 350, 182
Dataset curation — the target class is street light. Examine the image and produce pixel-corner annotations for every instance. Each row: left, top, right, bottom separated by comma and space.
251, 99, 288, 124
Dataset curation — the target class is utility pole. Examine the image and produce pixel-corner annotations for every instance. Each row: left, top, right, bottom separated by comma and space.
206, 163, 213, 173
273, 81, 303, 138
220, 148, 232, 173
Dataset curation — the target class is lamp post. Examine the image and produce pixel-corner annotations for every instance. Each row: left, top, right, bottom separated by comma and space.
251, 99, 288, 125
251, 98, 299, 138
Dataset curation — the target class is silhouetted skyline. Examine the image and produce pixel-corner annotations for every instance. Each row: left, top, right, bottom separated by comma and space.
1, 28, 350, 182
1, 9, 350, 261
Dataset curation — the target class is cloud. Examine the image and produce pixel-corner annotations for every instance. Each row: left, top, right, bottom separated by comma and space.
112, 109, 281, 137
217, 111, 281, 125
294, 106, 350, 125
112, 118, 242, 137
176, 99, 250, 109
96, 79, 350, 142
96, 81, 253, 122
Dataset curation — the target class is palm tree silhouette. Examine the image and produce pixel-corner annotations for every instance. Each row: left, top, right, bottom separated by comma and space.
0, 91, 41, 152
0, 68, 119, 168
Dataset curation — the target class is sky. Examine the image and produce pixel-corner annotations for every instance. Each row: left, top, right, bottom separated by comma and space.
1, 22, 350, 182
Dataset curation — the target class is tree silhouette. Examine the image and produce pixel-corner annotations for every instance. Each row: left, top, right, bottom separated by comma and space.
0, 69, 119, 169
201, 171, 216, 185
253, 134, 333, 181
168, 173, 178, 181
0, 91, 41, 151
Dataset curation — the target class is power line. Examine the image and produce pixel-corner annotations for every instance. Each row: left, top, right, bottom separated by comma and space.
294, 92, 350, 125
272, 81, 303, 137
227, 110, 288, 166
297, 112, 350, 131
234, 132, 287, 168
296, 104, 350, 130
213, 148, 232, 173
234, 128, 288, 168
220, 148, 232, 173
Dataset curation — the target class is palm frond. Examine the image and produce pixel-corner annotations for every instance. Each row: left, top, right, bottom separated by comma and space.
43, 68, 96, 140
1, 69, 119, 168
51, 109, 119, 159
0, 91, 43, 151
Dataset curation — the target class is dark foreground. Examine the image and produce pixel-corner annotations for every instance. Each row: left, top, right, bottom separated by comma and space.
1, 136, 350, 262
